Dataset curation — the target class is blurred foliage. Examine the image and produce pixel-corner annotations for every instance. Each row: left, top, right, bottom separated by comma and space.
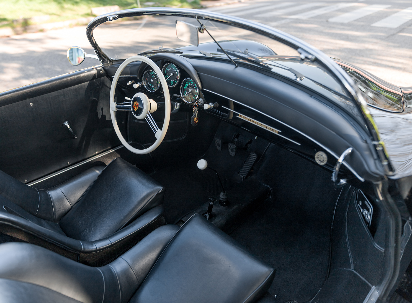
0, 0, 201, 28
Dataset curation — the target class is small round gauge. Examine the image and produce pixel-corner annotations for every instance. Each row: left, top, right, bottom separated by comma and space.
142, 69, 160, 92
180, 78, 199, 104
162, 63, 180, 87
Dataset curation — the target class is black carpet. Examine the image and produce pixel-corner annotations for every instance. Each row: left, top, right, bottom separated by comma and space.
230, 145, 340, 303
151, 159, 222, 224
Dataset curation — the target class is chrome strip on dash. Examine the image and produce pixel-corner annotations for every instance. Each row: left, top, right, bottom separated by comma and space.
220, 105, 301, 146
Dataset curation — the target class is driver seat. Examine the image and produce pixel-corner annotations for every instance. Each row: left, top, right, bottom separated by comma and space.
0, 158, 165, 265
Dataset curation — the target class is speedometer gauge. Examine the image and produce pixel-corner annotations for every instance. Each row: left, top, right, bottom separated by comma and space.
180, 78, 199, 104
162, 63, 180, 87
142, 69, 160, 92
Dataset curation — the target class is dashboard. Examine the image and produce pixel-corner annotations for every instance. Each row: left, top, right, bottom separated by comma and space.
106, 52, 383, 182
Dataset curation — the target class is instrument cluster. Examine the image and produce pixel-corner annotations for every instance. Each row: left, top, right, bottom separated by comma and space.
141, 62, 200, 104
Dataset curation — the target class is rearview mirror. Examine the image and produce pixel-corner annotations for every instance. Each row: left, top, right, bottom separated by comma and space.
67, 47, 85, 66
176, 21, 200, 47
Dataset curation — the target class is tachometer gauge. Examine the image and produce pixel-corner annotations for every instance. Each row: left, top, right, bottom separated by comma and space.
142, 69, 160, 92
180, 78, 199, 104
162, 63, 180, 87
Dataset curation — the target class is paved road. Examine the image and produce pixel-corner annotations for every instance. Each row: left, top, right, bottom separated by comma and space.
207, 0, 412, 87
0, 0, 411, 93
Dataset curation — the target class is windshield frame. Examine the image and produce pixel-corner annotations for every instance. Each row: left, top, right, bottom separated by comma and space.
86, 7, 394, 177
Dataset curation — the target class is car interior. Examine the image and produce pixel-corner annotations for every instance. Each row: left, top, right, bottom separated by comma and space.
0, 10, 407, 303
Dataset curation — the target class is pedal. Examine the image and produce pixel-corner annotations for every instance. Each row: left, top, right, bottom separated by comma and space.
228, 143, 236, 156
215, 137, 222, 151
203, 198, 215, 221
238, 152, 257, 181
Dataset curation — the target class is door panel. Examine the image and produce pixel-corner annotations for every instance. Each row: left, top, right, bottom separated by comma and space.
0, 67, 120, 183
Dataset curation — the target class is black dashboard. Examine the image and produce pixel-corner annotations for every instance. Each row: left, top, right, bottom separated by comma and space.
106, 53, 383, 182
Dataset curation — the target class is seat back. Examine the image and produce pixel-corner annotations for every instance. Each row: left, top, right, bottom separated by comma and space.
132, 214, 275, 303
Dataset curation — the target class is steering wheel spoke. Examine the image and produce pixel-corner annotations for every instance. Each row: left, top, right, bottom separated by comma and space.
145, 113, 160, 132
116, 101, 132, 111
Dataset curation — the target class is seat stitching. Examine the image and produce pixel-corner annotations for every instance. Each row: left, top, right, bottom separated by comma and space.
243, 269, 275, 303
72, 182, 94, 206
97, 215, 162, 253
108, 264, 122, 302
60, 189, 72, 207
35, 189, 40, 216
96, 268, 106, 303
0, 220, 80, 251
139, 213, 196, 286
68, 164, 107, 207
46, 190, 56, 222
0, 213, 160, 259
120, 256, 139, 283
119, 188, 163, 230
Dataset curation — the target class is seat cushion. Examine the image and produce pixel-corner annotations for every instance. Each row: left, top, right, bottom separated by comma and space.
132, 214, 275, 303
0, 225, 179, 303
59, 158, 164, 241
45, 166, 104, 221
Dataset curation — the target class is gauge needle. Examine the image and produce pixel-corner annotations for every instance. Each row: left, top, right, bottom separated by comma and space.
166, 73, 173, 81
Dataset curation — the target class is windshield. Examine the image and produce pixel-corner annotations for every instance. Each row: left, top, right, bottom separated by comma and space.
91, 10, 365, 124
93, 16, 299, 59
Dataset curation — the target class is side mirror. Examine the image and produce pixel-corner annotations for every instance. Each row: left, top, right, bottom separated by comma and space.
176, 21, 200, 47
67, 47, 85, 66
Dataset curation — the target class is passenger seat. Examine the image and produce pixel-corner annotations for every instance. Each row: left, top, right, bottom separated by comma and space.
0, 214, 275, 302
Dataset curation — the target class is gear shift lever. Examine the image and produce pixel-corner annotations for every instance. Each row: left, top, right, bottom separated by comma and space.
197, 159, 228, 206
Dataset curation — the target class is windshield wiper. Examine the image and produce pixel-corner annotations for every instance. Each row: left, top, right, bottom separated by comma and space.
216, 49, 305, 81
216, 49, 270, 70
139, 48, 183, 56
196, 18, 238, 68
264, 61, 305, 81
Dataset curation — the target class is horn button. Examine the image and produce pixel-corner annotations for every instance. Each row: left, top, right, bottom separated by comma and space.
131, 93, 149, 119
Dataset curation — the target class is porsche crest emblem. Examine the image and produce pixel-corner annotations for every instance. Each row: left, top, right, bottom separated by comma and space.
133, 101, 139, 111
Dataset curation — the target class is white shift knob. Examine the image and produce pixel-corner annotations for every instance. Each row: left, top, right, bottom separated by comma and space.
197, 159, 208, 170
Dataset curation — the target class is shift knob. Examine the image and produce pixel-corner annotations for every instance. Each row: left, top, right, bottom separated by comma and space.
197, 159, 208, 170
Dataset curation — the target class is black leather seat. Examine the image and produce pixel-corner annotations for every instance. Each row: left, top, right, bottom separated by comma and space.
0, 214, 275, 302
0, 158, 165, 265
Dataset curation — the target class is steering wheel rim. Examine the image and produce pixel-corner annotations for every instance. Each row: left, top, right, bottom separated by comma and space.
110, 56, 171, 154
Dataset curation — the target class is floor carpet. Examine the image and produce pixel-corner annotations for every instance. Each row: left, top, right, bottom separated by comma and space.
229, 145, 340, 302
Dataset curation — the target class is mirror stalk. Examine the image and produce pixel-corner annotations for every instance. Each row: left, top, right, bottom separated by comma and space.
85, 53, 99, 60
196, 20, 238, 68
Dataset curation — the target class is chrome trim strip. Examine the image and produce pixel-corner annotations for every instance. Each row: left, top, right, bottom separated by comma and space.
205, 89, 365, 182
27, 146, 124, 186
220, 105, 301, 146
332, 147, 353, 186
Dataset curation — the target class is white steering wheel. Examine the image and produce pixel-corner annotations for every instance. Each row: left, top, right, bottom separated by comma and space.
110, 56, 171, 154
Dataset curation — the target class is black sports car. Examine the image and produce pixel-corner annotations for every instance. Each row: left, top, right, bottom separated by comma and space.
0, 7, 411, 303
